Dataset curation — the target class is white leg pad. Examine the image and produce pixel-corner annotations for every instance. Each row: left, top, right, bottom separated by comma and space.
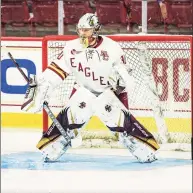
119, 133, 158, 163
42, 136, 70, 162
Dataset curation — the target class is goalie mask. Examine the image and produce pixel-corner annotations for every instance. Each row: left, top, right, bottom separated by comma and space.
77, 13, 101, 48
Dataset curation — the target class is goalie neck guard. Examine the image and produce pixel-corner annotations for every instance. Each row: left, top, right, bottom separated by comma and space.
76, 13, 101, 48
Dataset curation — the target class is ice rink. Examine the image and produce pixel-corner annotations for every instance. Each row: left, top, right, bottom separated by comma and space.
1, 128, 192, 193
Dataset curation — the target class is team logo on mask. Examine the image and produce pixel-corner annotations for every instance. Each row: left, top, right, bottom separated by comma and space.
89, 18, 94, 26
87, 15, 95, 27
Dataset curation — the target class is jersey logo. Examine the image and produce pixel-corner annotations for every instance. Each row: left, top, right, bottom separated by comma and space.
79, 101, 86, 109
85, 50, 95, 61
100, 50, 109, 61
105, 104, 112, 112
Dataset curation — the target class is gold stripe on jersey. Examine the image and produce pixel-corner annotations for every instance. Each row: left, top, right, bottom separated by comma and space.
48, 62, 68, 80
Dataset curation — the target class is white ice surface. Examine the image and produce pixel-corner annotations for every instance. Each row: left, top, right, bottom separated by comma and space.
1, 129, 192, 193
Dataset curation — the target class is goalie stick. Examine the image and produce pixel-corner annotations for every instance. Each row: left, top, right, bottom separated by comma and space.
8, 52, 31, 84
8, 52, 71, 144
43, 101, 71, 144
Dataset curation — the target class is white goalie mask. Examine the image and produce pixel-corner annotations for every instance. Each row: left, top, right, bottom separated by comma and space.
77, 13, 101, 48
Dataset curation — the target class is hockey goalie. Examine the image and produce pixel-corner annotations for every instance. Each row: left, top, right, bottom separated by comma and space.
22, 13, 160, 163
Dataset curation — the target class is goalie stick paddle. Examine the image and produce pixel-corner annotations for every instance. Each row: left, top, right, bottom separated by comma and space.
8, 52, 71, 144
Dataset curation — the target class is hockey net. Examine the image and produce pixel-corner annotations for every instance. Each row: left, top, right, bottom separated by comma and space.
42, 35, 192, 151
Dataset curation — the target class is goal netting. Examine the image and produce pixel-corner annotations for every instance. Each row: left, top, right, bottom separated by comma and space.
42, 35, 192, 151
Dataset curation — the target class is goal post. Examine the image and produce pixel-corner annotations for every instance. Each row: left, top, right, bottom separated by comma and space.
42, 35, 192, 151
